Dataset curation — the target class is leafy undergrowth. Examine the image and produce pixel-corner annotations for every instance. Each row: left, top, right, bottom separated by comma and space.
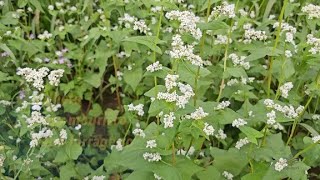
1, 0, 320, 179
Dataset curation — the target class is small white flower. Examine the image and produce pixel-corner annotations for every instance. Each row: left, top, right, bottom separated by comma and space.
222, 171, 234, 180
279, 82, 293, 99
312, 135, 320, 143
146, 140, 157, 149
232, 118, 247, 128
274, 158, 288, 172
235, 137, 249, 149
203, 123, 215, 136
215, 101, 231, 110
185, 107, 208, 120
163, 112, 175, 128
143, 152, 161, 162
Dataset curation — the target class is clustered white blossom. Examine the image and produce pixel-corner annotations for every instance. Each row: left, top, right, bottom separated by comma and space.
222, 171, 234, 180
264, 99, 304, 119
128, 103, 144, 116
274, 158, 288, 172
154, 173, 162, 180
302, 4, 320, 19
165, 10, 202, 40
285, 50, 292, 58
279, 82, 293, 99
186, 107, 209, 120
203, 123, 215, 136
242, 23, 267, 44
38, 30, 52, 40
215, 101, 231, 110
226, 77, 255, 86
228, 53, 250, 70
163, 112, 176, 128
235, 137, 249, 149
0, 100, 11, 106
232, 118, 247, 128
133, 19, 150, 34
157, 76, 194, 109
111, 139, 123, 151
177, 146, 195, 158
146, 139, 157, 149
312, 135, 320, 143
0, 155, 5, 167
307, 34, 320, 54
312, 114, 320, 120
17, 67, 50, 90
25, 111, 48, 127
118, 13, 136, 28
132, 123, 146, 138
169, 34, 205, 67
53, 129, 67, 146
91, 175, 106, 180
215, 35, 232, 45
266, 110, 283, 130
30, 128, 53, 147
143, 152, 162, 162
146, 61, 163, 72
48, 69, 64, 86
215, 129, 227, 140
209, 1, 235, 20
165, 74, 179, 91
274, 22, 297, 44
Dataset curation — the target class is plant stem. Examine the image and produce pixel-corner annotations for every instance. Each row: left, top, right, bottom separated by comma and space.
112, 55, 123, 112
290, 142, 319, 161
267, 0, 289, 98
286, 95, 313, 145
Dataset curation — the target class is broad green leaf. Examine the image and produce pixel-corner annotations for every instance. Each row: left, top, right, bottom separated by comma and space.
197, 20, 229, 31
123, 67, 143, 91
104, 108, 119, 123
59, 163, 78, 180
239, 126, 264, 144
88, 103, 103, 118
83, 72, 101, 88
122, 36, 163, 54
63, 100, 81, 114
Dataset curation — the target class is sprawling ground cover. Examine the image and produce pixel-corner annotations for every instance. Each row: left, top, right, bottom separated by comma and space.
1, 0, 320, 179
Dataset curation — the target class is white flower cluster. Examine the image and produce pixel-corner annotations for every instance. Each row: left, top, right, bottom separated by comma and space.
285, 50, 292, 58
177, 146, 195, 158
169, 34, 205, 67
263, 99, 304, 119
25, 111, 48, 127
165, 74, 179, 91
0, 155, 4, 167
266, 110, 283, 130
154, 173, 162, 180
38, 30, 52, 40
235, 137, 249, 149
165, 10, 202, 40
242, 24, 267, 44
214, 35, 232, 45
228, 53, 250, 70
273, 22, 297, 45
312, 135, 320, 143
118, 13, 136, 28
157, 80, 194, 109
312, 114, 320, 120
133, 123, 146, 138
30, 128, 53, 147
146, 140, 157, 149
307, 34, 320, 54
226, 77, 255, 86
209, 1, 236, 20
222, 171, 234, 180
0, 100, 11, 106
17, 67, 50, 90
111, 139, 123, 151
215, 129, 227, 140
48, 69, 64, 86
215, 100, 231, 110
133, 19, 150, 34
143, 152, 162, 162
279, 82, 293, 99
203, 123, 215, 136
232, 118, 247, 128
302, 4, 320, 19
128, 103, 144, 116
92, 175, 106, 180
186, 107, 209, 120
53, 129, 67, 146
274, 158, 288, 172
163, 112, 176, 128
146, 61, 163, 72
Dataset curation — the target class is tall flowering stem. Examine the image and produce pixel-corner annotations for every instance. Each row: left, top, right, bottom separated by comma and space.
267, 0, 289, 98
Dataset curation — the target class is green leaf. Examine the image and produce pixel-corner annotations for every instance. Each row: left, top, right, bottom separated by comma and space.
59, 163, 78, 180
122, 36, 163, 54
104, 108, 119, 123
210, 147, 248, 176
239, 126, 264, 144
29, 0, 44, 12
263, 0, 276, 20
196, 166, 223, 180
88, 103, 103, 118
197, 20, 229, 31
224, 67, 248, 78
83, 72, 101, 88
63, 100, 81, 114
65, 141, 83, 160
299, 123, 319, 136
123, 67, 143, 91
